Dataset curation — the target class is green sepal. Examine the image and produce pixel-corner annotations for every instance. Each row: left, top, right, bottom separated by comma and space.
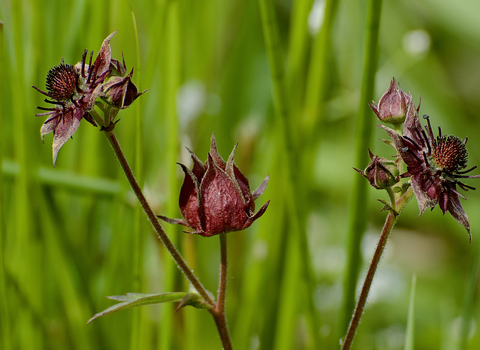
377, 199, 399, 216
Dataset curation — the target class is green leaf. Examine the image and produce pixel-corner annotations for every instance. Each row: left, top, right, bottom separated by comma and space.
88, 292, 210, 324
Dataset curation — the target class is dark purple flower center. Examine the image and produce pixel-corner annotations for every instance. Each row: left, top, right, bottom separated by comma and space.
433, 135, 468, 173
45, 63, 78, 101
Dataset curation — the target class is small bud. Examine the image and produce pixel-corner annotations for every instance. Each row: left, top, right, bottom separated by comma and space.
355, 150, 399, 189
101, 70, 146, 109
369, 77, 411, 125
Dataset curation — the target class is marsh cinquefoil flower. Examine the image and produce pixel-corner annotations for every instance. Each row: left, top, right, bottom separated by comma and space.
158, 134, 270, 237
380, 98, 480, 240
33, 32, 144, 165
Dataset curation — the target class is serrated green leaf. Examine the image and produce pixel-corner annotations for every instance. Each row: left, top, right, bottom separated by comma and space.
88, 292, 200, 324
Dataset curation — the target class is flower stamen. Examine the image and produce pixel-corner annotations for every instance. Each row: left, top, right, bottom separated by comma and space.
421, 130, 431, 154
422, 152, 430, 166
406, 148, 422, 163
457, 166, 477, 174
403, 136, 422, 151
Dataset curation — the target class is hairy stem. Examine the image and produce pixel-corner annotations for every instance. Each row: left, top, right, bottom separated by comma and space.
209, 233, 233, 350
341, 187, 412, 349
340, 0, 383, 334
341, 210, 396, 350
103, 129, 215, 307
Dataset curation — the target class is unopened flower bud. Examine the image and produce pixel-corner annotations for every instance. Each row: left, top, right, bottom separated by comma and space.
369, 77, 411, 125
355, 150, 399, 189
101, 70, 146, 109
158, 134, 270, 237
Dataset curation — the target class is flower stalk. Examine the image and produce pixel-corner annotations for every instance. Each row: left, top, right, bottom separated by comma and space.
208, 233, 233, 350
102, 128, 215, 307
341, 186, 413, 350
344, 77, 480, 348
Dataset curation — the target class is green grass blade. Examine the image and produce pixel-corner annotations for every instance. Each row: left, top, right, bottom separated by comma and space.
340, 0, 383, 336
404, 274, 416, 350
128, 5, 146, 350
0, 17, 12, 350
303, 0, 339, 134
258, 0, 319, 348
459, 244, 480, 349
158, 2, 182, 349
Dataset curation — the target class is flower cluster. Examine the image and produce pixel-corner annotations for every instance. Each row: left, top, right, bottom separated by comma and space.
366, 78, 480, 239
158, 134, 270, 237
33, 32, 145, 165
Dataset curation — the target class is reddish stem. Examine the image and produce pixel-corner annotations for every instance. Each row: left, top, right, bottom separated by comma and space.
209, 233, 233, 350
341, 210, 397, 349
104, 130, 215, 307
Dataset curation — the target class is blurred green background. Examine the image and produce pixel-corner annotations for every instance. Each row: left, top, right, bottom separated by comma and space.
1, 0, 480, 349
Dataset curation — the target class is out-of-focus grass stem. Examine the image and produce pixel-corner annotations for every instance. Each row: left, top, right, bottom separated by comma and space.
159, 1, 182, 348
459, 244, 480, 350
129, 6, 145, 350
0, 18, 12, 350
303, 0, 338, 136
258, 0, 319, 347
340, 0, 383, 335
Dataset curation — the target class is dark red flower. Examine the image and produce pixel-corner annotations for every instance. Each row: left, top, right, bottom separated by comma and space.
158, 134, 270, 237
33, 32, 143, 165
380, 98, 480, 240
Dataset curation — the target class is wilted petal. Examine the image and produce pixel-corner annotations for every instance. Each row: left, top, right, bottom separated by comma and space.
379, 125, 424, 172
446, 188, 471, 240
51, 109, 83, 166
411, 172, 439, 215
40, 115, 59, 141
403, 98, 423, 144
94, 31, 116, 78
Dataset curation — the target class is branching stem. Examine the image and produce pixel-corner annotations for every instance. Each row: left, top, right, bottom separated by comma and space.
103, 129, 215, 307
102, 126, 234, 349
